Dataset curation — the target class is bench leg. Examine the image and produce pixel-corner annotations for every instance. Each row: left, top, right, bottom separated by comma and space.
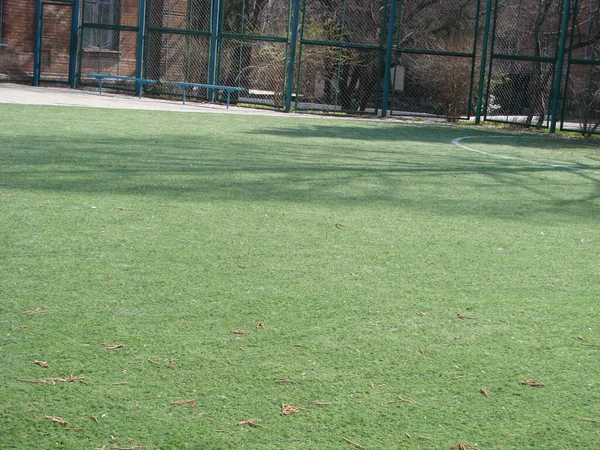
182, 88, 187, 105
99, 79, 103, 95
226, 91, 231, 109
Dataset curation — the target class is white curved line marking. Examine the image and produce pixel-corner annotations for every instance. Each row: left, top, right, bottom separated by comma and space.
452, 136, 600, 175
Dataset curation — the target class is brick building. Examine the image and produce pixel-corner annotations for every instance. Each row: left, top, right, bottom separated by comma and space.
0, 0, 37, 81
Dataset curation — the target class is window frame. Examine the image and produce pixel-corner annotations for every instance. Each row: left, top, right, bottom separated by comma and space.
82, 0, 120, 51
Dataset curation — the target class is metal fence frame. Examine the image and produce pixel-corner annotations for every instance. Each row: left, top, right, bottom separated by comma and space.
31, 0, 600, 133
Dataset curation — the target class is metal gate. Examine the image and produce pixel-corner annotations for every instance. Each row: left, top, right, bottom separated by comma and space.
34, 0, 80, 86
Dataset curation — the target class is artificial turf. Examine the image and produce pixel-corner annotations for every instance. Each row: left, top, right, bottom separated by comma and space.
0, 103, 599, 449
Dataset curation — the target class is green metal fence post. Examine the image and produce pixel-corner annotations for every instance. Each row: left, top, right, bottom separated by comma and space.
208, 0, 220, 101
69, 0, 81, 88
33, 0, 43, 86
475, 0, 493, 124
135, 0, 147, 98
550, 0, 572, 133
381, 0, 398, 118
285, 0, 301, 112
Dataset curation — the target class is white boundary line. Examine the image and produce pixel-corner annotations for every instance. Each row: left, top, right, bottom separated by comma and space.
452, 136, 600, 175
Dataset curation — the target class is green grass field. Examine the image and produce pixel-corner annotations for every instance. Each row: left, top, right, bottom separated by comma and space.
1, 103, 599, 449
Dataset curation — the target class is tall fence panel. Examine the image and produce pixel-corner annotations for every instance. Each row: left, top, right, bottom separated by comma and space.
217, 0, 291, 108
78, 0, 141, 92
485, 0, 564, 127
390, 0, 482, 120
561, 0, 600, 134
144, 0, 213, 99
294, 0, 386, 114
38, 1, 74, 83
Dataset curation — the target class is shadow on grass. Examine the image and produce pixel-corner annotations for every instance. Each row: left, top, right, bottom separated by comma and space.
1, 121, 599, 223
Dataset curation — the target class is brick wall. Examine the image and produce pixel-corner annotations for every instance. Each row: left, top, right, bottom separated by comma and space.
0, 0, 37, 82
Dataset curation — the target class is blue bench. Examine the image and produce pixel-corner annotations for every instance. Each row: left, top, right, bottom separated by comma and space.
170, 82, 245, 109
87, 74, 156, 99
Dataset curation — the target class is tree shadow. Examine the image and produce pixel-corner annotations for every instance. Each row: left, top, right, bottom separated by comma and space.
1, 120, 599, 224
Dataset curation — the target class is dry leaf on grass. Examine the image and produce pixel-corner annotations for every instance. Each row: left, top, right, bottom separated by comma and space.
418, 348, 425, 355
230, 330, 250, 335
276, 378, 294, 383
520, 379, 545, 387
44, 416, 68, 425
335, 223, 345, 229
148, 359, 160, 366
456, 314, 476, 320
308, 400, 329, 405
416, 312, 428, 317
22, 307, 47, 315
451, 442, 477, 450
90, 414, 99, 423
281, 404, 308, 416
237, 419, 262, 427
256, 322, 266, 329
481, 387, 489, 397
33, 360, 50, 368
342, 437, 365, 449
369, 383, 386, 390
170, 399, 197, 408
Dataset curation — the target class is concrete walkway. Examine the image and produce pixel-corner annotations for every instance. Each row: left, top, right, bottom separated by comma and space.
0, 83, 305, 117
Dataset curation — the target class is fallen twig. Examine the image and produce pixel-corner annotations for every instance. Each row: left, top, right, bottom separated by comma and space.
237, 419, 262, 427
342, 437, 365, 449
16, 378, 47, 384
148, 359, 161, 366
416, 312, 428, 317
520, 379, 545, 387
23, 307, 47, 315
450, 442, 477, 450
44, 416, 68, 425
90, 414, 99, 423
230, 330, 250, 335
388, 394, 418, 405
335, 223, 345, 229
100, 343, 126, 350
33, 360, 50, 368
581, 418, 600, 424
276, 378, 294, 383
582, 343, 600, 347
17, 375, 87, 385
65, 427, 84, 431
170, 399, 197, 408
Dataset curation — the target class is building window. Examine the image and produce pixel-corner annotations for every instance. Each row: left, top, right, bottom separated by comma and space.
83, 0, 119, 50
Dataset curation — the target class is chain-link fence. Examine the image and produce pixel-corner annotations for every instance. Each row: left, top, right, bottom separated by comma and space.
562, 0, 600, 134
65, 0, 600, 131
78, 0, 139, 91
294, 0, 385, 114
389, 0, 482, 120
39, 2, 73, 83
485, 0, 563, 127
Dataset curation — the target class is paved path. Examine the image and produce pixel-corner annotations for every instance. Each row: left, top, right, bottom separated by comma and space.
0, 83, 306, 117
